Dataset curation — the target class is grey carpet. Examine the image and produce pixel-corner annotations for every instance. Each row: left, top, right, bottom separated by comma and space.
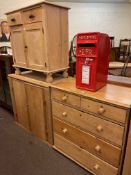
0, 107, 91, 175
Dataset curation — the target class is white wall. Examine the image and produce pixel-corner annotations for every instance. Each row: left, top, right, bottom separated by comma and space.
0, 0, 131, 46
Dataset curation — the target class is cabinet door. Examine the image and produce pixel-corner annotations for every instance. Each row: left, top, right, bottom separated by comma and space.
25, 83, 47, 140
24, 23, 46, 71
11, 26, 27, 67
12, 79, 30, 130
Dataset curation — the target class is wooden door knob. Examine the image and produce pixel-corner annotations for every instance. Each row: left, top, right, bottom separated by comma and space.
93, 164, 100, 170
62, 96, 67, 101
62, 112, 67, 117
98, 106, 105, 114
95, 145, 101, 153
62, 128, 68, 134
96, 125, 103, 132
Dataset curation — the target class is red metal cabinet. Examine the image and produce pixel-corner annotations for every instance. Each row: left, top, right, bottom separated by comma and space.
76, 32, 110, 91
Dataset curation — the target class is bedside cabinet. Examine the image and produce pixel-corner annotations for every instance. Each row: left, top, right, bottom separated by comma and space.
6, 2, 70, 82
8, 72, 53, 144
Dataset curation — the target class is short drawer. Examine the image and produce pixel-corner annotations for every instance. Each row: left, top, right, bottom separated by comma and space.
52, 101, 124, 146
54, 134, 118, 175
52, 89, 80, 108
81, 97, 127, 124
23, 7, 43, 24
54, 118, 121, 167
7, 12, 23, 26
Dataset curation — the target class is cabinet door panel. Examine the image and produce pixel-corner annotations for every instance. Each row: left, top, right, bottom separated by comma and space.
11, 26, 27, 67
25, 23, 46, 71
26, 83, 46, 140
12, 79, 30, 129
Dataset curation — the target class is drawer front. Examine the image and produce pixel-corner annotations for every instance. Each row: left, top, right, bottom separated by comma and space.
54, 118, 121, 167
7, 12, 23, 26
52, 101, 124, 146
54, 134, 118, 175
52, 89, 80, 108
23, 7, 43, 24
81, 98, 127, 124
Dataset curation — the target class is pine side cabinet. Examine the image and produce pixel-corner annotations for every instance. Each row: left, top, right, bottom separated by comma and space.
6, 2, 70, 82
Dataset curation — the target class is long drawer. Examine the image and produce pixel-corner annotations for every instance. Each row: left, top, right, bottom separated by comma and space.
54, 134, 118, 175
54, 118, 121, 167
81, 97, 127, 124
52, 89, 80, 108
52, 101, 124, 146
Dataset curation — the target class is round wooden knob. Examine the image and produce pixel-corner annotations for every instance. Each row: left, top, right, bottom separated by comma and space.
98, 106, 105, 114
93, 164, 100, 170
62, 112, 67, 117
95, 145, 101, 153
96, 125, 103, 132
62, 128, 68, 134
62, 96, 67, 101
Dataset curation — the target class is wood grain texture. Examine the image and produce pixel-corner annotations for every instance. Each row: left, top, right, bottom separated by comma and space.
54, 134, 118, 175
52, 88, 81, 108
8, 73, 54, 144
25, 83, 47, 140
10, 26, 27, 68
81, 97, 126, 124
51, 77, 131, 108
52, 101, 124, 146
54, 118, 121, 167
122, 118, 131, 175
7, 3, 69, 74
24, 22, 46, 70
7, 12, 23, 26
12, 79, 30, 130
23, 6, 43, 24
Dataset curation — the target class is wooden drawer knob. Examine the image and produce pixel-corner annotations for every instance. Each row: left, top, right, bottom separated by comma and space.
29, 14, 35, 19
93, 164, 100, 170
96, 125, 103, 132
11, 18, 16, 22
62, 112, 67, 117
95, 145, 101, 153
62, 96, 67, 101
62, 128, 68, 134
98, 106, 105, 114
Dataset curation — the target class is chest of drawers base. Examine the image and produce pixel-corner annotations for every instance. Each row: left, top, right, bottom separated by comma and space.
51, 83, 131, 175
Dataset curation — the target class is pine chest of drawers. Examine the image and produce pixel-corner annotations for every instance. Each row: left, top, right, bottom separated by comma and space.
51, 78, 131, 175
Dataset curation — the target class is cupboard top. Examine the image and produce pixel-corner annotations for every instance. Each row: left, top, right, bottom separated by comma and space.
8, 72, 51, 88
51, 77, 131, 108
8, 73, 131, 108
6, 1, 70, 15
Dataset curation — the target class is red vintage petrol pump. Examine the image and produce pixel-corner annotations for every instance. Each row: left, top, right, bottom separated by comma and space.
76, 32, 110, 91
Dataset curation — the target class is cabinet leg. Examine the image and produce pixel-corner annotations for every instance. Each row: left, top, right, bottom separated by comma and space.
15, 68, 21, 75
46, 73, 53, 83
63, 70, 68, 78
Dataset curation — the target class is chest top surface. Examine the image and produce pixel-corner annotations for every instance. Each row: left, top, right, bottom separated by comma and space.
52, 77, 131, 108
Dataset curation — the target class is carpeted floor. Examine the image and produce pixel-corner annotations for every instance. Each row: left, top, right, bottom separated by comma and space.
0, 107, 91, 175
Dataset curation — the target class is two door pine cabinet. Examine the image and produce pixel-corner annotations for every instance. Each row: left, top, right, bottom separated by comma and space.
51, 78, 131, 175
8, 72, 53, 144
6, 2, 69, 82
